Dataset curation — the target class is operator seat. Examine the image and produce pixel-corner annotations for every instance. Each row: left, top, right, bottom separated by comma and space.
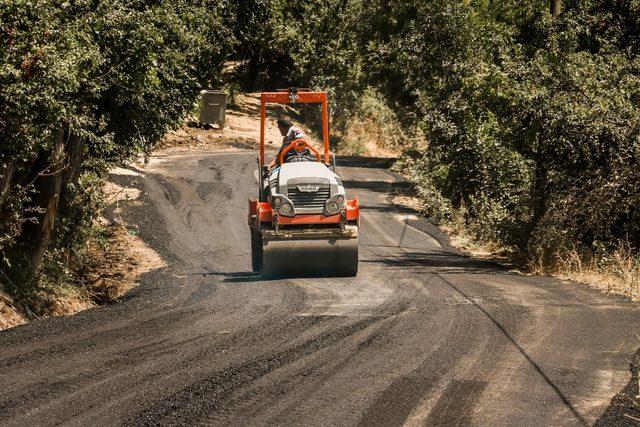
282, 142, 312, 163
284, 150, 312, 162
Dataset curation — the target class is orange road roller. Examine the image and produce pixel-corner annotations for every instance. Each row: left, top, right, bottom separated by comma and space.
248, 88, 359, 277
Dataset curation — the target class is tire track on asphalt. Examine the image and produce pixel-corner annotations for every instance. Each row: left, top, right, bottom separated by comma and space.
2, 151, 639, 426
125, 312, 406, 425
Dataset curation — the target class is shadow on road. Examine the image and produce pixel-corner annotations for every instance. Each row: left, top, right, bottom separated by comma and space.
180, 271, 265, 283
186, 270, 350, 282
595, 346, 640, 425
361, 250, 513, 276
336, 156, 397, 169
341, 179, 411, 194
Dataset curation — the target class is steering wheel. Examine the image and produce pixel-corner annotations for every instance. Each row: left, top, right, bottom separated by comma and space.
278, 139, 321, 165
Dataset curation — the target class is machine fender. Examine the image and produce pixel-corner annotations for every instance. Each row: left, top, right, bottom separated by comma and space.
256, 201, 273, 223
346, 197, 359, 221
248, 199, 272, 225
248, 198, 257, 226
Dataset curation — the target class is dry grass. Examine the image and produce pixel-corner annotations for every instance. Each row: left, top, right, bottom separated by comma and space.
392, 190, 640, 301
440, 217, 640, 300
334, 88, 427, 158
74, 221, 164, 305
542, 243, 640, 301
442, 215, 640, 300
442, 222, 640, 300
338, 116, 402, 157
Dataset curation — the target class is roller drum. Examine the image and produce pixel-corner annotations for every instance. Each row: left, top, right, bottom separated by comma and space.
261, 237, 358, 277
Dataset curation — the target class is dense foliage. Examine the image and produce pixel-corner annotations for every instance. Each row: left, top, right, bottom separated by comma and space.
1, 0, 638, 301
1, 0, 233, 293
233, 0, 640, 264
377, 1, 640, 263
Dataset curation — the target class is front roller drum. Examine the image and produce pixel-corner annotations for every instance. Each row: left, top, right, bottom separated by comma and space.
261, 237, 358, 277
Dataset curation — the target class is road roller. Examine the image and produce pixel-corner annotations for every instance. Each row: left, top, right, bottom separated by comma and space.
248, 88, 359, 277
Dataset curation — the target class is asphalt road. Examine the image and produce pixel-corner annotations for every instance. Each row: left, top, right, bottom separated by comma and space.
1, 150, 639, 426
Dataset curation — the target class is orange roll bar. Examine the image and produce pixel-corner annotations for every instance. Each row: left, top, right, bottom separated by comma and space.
259, 90, 331, 169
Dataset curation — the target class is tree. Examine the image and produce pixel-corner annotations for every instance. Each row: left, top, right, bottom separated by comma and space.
0, 0, 234, 285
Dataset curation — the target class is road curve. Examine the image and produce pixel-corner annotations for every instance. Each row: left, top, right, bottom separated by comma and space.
1, 150, 638, 426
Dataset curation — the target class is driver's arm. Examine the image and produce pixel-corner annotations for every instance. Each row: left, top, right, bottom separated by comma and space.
269, 141, 288, 169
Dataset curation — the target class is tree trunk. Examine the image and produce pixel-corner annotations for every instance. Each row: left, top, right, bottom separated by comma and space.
550, 0, 561, 18
61, 132, 84, 189
58, 132, 85, 225
0, 163, 15, 206
20, 126, 68, 272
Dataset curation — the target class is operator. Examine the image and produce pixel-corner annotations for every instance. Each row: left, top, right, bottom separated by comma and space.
268, 115, 311, 168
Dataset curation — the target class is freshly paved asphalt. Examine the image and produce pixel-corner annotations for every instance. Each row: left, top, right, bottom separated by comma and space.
1, 150, 638, 426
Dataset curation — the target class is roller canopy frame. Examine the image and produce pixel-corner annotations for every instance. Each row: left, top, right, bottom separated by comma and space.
259, 89, 331, 169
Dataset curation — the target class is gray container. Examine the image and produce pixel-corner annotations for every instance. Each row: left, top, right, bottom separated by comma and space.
199, 90, 227, 126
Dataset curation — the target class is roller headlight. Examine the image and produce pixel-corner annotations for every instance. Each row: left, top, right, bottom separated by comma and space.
273, 196, 282, 205
326, 201, 340, 214
279, 203, 294, 217
336, 195, 345, 203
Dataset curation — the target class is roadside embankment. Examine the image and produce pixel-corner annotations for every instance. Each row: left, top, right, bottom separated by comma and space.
0, 170, 165, 331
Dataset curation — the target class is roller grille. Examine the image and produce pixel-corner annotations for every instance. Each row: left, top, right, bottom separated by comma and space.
288, 184, 331, 208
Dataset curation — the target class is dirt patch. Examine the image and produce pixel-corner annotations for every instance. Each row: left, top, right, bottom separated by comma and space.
156, 127, 258, 153
0, 288, 26, 330
77, 222, 165, 305
93, 174, 166, 303
392, 194, 423, 212
0, 176, 165, 331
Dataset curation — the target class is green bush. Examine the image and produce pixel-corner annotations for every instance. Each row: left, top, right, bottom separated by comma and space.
356, 0, 640, 261
2, 0, 639, 290
0, 0, 234, 291
228, 0, 639, 263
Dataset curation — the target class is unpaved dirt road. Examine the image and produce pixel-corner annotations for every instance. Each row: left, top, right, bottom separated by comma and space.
1, 151, 638, 426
